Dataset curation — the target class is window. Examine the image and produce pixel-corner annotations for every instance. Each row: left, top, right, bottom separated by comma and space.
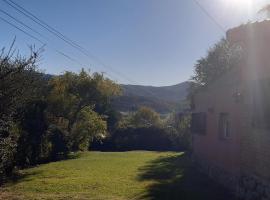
191, 112, 207, 134
218, 113, 230, 139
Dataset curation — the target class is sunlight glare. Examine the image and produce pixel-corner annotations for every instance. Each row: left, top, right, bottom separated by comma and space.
220, 0, 254, 11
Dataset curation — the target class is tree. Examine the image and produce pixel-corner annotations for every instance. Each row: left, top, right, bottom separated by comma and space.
16, 100, 48, 166
0, 43, 121, 181
191, 39, 242, 87
70, 107, 107, 151
0, 45, 42, 182
165, 113, 191, 150
130, 106, 162, 128
47, 69, 120, 150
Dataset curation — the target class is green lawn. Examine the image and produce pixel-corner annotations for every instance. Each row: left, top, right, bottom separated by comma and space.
1, 151, 234, 200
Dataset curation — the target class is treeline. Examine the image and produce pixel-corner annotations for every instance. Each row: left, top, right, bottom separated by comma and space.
0, 48, 120, 183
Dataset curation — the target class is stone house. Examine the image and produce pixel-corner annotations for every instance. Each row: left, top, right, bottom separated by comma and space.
191, 21, 270, 200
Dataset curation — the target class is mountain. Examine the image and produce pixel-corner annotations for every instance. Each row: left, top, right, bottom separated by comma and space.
112, 82, 191, 114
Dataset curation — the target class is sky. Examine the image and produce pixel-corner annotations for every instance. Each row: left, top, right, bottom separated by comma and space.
0, 0, 270, 86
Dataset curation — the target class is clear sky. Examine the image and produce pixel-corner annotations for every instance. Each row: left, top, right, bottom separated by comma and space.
0, 0, 270, 86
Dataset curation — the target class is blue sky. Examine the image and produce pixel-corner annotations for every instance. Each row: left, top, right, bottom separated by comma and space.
0, 0, 269, 86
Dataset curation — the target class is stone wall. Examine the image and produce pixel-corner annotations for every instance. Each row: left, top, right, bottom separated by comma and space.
238, 83, 270, 181
193, 156, 239, 193
194, 156, 270, 200
237, 87, 270, 199
238, 175, 270, 200
240, 128, 270, 179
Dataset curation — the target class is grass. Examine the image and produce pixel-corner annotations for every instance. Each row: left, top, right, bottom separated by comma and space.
0, 151, 235, 200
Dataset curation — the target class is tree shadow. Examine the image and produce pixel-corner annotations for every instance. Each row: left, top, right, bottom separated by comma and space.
137, 153, 236, 200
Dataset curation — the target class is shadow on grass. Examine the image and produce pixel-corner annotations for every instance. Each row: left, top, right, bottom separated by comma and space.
137, 153, 236, 200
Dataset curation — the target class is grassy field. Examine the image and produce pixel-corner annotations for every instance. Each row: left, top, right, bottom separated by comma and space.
0, 151, 234, 200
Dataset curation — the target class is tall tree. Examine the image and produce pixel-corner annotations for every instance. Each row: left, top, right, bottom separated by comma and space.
47, 69, 120, 150
191, 39, 242, 87
0, 45, 42, 181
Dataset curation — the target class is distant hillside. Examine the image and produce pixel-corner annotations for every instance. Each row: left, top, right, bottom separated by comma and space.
112, 82, 190, 114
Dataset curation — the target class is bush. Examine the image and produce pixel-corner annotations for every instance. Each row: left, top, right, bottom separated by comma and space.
93, 110, 192, 152
96, 127, 172, 151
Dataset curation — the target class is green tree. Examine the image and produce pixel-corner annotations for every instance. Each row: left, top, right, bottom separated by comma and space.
16, 100, 49, 166
165, 113, 191, 150
47, 69, 120, 150
70, 107, 107, 151
192, 39, 242, 87
130, 107, 162, 128
0, 45, 42, 182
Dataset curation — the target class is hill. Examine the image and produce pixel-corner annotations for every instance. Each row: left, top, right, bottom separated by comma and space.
43, 74, 190, 114
112, 82, 190, 114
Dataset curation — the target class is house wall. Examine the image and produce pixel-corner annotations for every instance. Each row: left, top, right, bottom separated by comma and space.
235, 85, 270, 200
193, 77, 270, 200
235, 80, 270, 180
227, 20, 270, 82
193, 21, 270, 199
192, 71, 242, 191
228, 20, 270, 179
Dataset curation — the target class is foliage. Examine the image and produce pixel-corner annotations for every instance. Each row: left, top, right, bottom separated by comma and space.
191, 38, 242, 87
0, 124, 20, 182
109, 127, 172, 151
0, 45, 43, 183
47, 69, 120, 152
16, 100, 48, 167
189, 38, 243, 111
0, 41, 191, 185
47, 69, 120, 131
70, 107, 107, 151
119, 107, 162, 128
94, 99, 122, 132
132, 107, 162, 128
164, 113, 191, 151
94, 107, 192, 152
45, 125, 69, 160
0, 44, 120, 183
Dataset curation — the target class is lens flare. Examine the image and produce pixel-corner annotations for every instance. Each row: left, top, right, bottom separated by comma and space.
223, 0, 252, 6
220, 0, 254, 11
